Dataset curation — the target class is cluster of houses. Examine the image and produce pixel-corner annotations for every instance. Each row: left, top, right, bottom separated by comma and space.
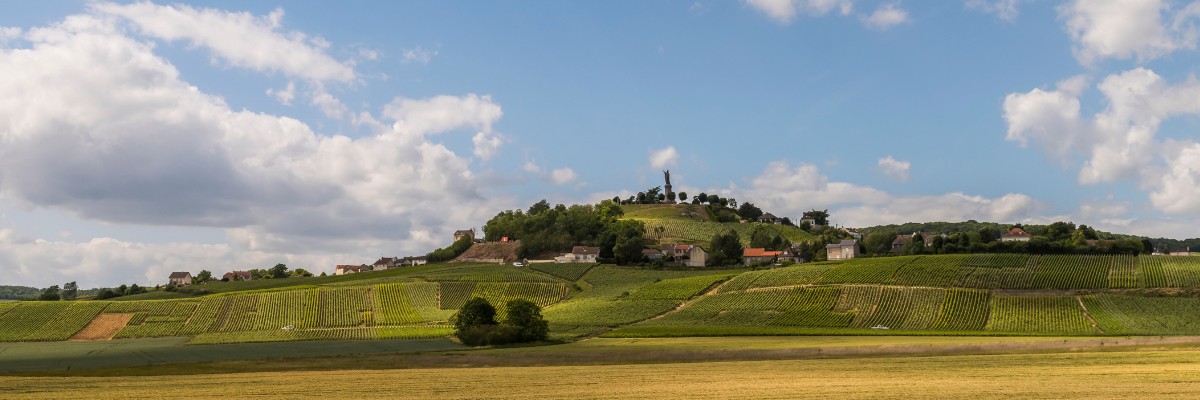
336, 256, 429, 276
540, 239, 861, 267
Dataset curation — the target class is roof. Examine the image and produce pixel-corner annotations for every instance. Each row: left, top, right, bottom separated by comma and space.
336, 264, 367, 272
224, 271, 251, 278
743, 248, 782, 257
826, 239, 858, 249
572, 246, 601, 255
373, 257, 397, 266
168, 271, 191, 279
1002, 227, 1030, 238
759, 213, 778, 220
641, 249, 661, 255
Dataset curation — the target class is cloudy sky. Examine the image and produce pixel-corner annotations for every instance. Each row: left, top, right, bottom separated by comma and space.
2, 1, 1200, 288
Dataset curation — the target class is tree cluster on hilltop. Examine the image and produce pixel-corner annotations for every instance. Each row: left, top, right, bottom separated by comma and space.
484, 200, 646, 263
860, 221, 1152, 256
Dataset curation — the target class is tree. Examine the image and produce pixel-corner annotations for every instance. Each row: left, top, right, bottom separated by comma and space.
195, 270, 212, 284
291, 268, 314, 277
802, 209, 830, 226
677, 192, 687, 203
698, 193, 709, 204
978, 227, 998, 244
644, 186, 662, 204
907, 233, 926, 255
708, 229, 743, 266
61, 281, 78, 301
503, 299, 549, 342
667, 191, 677, 203
528, 199, 551, 215
737, 202, 764, 220
636, 192, 647, 204
612, 196, 620, 204
613, 234, 646, 265
38, 285, 61, 301
863, 231, 896, 255
269, 263, 289, 279
453, 297, 497, 333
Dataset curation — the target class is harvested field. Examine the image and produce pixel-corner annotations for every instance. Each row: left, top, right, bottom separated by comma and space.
452, 242, 520, 263
69, 314, 132, 341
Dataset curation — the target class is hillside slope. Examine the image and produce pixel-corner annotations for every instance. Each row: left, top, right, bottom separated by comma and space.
5, 255, 1200, 345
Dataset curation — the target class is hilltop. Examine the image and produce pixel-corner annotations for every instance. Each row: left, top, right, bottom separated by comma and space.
619, 204, 818, 247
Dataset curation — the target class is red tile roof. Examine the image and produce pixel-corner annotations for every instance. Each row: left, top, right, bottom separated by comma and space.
742, 248, 781, 257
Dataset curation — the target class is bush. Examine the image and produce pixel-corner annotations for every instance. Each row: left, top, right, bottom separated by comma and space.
453, 298, 549, 346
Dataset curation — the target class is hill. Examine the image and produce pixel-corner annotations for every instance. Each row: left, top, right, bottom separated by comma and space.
620, 204, 817, 246
4, 254, 1200, 345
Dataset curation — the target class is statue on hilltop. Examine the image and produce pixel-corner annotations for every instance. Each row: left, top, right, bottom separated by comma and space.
663, 170, 675, 204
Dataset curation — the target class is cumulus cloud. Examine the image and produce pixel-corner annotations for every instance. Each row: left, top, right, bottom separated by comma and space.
1005, 68, 1200, 216
860, 3, 911, 30
877, 156, 911, 182
92, 2, 355, 82
0, 27, 20, 44
1060, 0, 1200, 65
649, 146, 680, 169
966, 0, 1028, 22
735, 161, 1040, 227
0, 11, 510, 261
743, 0, 854, 23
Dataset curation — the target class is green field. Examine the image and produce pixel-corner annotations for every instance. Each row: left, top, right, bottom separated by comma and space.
6, 255, 1200, 346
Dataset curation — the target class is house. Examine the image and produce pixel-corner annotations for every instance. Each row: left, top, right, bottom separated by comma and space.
1169, 247, 1192, 256
401, 256, 428, 266
1000, 227, 1031, 242
660, 244, 708, 267
223, 271, 252, 282
168, 272, 193, 286
799, 216, 819, 227
841, 228, 862, 240
743, 248, 782, 265
642, 249, 663, 261
826, 239, 859, 260
555, 246, 601, 263
777, 247, 803, 264
892, 232, 938, 252
454, 229, 475, 243
757, 213, 781, 224
373, 257, 400, 270
335, 264, 368, 275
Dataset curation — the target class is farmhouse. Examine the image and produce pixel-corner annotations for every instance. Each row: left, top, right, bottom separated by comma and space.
757, 213, 781, 224
826, 239, 859, 260
372, 257, 400, 270
335, 264, 368, 275
454, 229, 475, 243
777, 247, 803, 263
167, 272, 193, 286
799, 216, 819, 227
401, 256, 428, 266
1001, 227, 1031, 242
743, 248, 782, 265
892, 232, 937, 252
555, 246, 601, 263
660, 244, 708, 267
223, 271, 252, 281
642, 249, 663, 261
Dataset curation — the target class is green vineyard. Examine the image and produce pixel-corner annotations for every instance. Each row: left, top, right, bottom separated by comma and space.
5, 255, 1200, 344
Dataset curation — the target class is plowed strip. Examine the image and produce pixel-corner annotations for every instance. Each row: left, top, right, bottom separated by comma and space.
69, 313, 133, 341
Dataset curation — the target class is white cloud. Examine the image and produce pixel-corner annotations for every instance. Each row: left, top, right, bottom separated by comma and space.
736, 161, 1040, 227
966, 0, 1027, 22
744, 0, 854, 23
649, 146, 680, 169
1005, 68, 1200, 216
1059, 0, 1200, 65
877, 156, 911, 182
92, 2, 355, 82
521, 161, 579, 186
860, 3, 911, 30
0, 11, 510, 263
0, 27, 20, 45
401, 46, 437, 65
309, 86, 349, 120
266, 81, 296, 105
550, 168, 579, 186
358, 47, 380, 61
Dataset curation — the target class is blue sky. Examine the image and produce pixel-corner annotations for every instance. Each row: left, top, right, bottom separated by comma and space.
2, 0, 1200, 287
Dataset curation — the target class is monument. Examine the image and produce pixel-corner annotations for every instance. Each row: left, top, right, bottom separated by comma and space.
664, 170, 675, 204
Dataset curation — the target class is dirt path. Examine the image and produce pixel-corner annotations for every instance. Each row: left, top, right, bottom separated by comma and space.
1076, 296, 1104, 334
69, 314, 133, 341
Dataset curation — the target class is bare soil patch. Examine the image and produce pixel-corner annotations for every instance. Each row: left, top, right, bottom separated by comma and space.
69, 314, 133, 341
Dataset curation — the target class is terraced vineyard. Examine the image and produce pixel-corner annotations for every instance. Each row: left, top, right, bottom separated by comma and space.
6, 255, 1200, 344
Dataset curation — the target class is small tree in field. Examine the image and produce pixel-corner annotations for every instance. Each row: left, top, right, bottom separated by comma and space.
504, 299, 549, 342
